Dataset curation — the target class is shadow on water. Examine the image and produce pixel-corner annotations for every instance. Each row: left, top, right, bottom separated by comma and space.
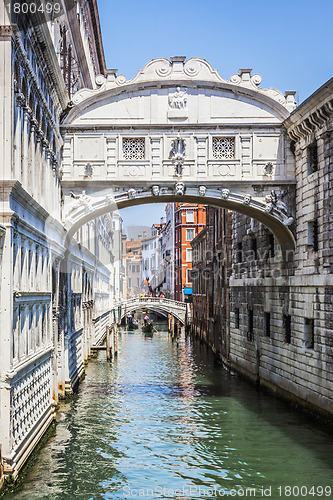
188, 337, 333, 473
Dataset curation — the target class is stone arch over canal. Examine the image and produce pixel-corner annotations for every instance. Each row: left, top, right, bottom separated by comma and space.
117, 297, 187, 325
61, 57, 297, 253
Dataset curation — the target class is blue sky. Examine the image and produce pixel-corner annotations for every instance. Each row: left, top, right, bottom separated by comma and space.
97, 0, 332, 231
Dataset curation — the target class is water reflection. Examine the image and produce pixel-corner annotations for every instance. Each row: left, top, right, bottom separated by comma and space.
5, 323, 333, 500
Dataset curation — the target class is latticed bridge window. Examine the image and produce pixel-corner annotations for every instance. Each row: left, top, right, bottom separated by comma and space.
123, 138, 145, 160
212, 137, 235, 159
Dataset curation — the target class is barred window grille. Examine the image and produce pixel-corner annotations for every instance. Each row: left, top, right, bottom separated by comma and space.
123, 138, 145, 160
212, 137, 235, 159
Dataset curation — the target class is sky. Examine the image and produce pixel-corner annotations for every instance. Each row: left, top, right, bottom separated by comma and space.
97, 0, 333, 232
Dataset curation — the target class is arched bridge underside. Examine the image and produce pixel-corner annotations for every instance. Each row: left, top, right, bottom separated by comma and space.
61, 57, 297, 252
117, 297, 187, 325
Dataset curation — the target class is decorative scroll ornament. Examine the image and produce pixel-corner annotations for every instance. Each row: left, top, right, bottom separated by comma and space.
170, 135, 186, 176
155, 60, 172, 77
230, 74, 241, 84
198, 186, 206, 196
152, 185, 160, 196
116, 74, 127, 85
174, 182, 185, 196
251, 74, 262, 86
184, 59, 201, 77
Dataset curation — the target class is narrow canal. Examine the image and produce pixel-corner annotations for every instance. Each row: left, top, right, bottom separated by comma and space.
6, 323, 333, 499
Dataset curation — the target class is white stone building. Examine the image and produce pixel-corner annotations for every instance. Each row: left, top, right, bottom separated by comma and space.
1, 0, 332, 487
0, 1, 120, 481
142, 222, 165, 294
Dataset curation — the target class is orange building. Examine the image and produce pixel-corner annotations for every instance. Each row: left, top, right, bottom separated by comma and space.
174, 203, 206, 301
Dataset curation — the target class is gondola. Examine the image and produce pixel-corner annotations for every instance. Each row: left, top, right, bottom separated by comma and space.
127, 321, 139, 330
142, 322, 153, 334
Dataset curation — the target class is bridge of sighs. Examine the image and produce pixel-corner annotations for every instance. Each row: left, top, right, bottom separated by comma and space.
60, 57, 297, 253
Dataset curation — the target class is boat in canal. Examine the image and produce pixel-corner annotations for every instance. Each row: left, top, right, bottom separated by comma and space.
127, 319, 139, 330
142, 322, 153, 334
142, 314, 153, 334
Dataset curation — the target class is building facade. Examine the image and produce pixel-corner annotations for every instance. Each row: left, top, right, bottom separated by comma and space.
0, 1, 118, 481
142, 222, 165, 295
191, 79, 333, 419
174, 203, 206, 300
161, 203, 175, 299
191, 207, 232, 357
125, 238, 143, 298
1, 0, 332, 486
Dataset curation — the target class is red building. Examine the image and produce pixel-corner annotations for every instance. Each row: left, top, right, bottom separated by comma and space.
174, 203, 206, 301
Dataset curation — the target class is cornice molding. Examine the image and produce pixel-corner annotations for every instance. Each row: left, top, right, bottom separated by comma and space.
284, 78, 333, 141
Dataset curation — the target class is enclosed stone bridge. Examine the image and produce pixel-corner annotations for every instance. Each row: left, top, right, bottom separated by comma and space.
116, 297, 187, 325
60, 57, 297, 253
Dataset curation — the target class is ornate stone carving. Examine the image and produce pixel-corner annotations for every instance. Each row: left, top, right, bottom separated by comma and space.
221, 189, 230, 199
68, 190, 92, 213
0, 25, 13, 39
170, 135, 186, 176
251, 74, 262, 86
243, 194, 252, 204
127, 188, 137, 199
16, 92, 25, 107
95, 74, 106, 86
264, 190, 294, 225
155, 60, 172, 77
116, 74, 127, 85
198, 186, 206, 196
152, 185, 160, 196
184, 59, 201, 77
168, 87, 188, 109
263, 162, 274, 176
84, 163, 93, 178
230, 74, 241, 84
174, 182, 185, 196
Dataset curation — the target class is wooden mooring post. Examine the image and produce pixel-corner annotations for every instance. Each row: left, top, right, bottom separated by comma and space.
106, 325, 111, 361
113, 324, 118, 357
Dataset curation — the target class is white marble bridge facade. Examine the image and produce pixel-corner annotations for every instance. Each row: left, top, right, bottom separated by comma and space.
61, 57, 297, 252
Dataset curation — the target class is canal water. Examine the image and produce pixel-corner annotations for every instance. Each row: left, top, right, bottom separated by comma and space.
6, 324, 333, 499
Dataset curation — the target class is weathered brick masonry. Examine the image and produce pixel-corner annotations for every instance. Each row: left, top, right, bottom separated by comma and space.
192, 79, 333, 419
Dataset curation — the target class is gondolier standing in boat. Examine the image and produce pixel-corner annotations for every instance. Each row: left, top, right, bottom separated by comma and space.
144, 314, 149, 326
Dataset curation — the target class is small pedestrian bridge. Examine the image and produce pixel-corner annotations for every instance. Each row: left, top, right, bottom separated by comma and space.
116, 297, 187, 325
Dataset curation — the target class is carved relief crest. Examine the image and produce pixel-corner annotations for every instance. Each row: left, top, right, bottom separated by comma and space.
168, 87, 188, 118
169, 87, 187, 109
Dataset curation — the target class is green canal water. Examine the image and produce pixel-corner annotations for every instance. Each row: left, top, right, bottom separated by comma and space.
5, 324, 333, 499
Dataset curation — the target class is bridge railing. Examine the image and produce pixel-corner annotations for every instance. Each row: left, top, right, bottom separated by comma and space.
116, 296, 187, 310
